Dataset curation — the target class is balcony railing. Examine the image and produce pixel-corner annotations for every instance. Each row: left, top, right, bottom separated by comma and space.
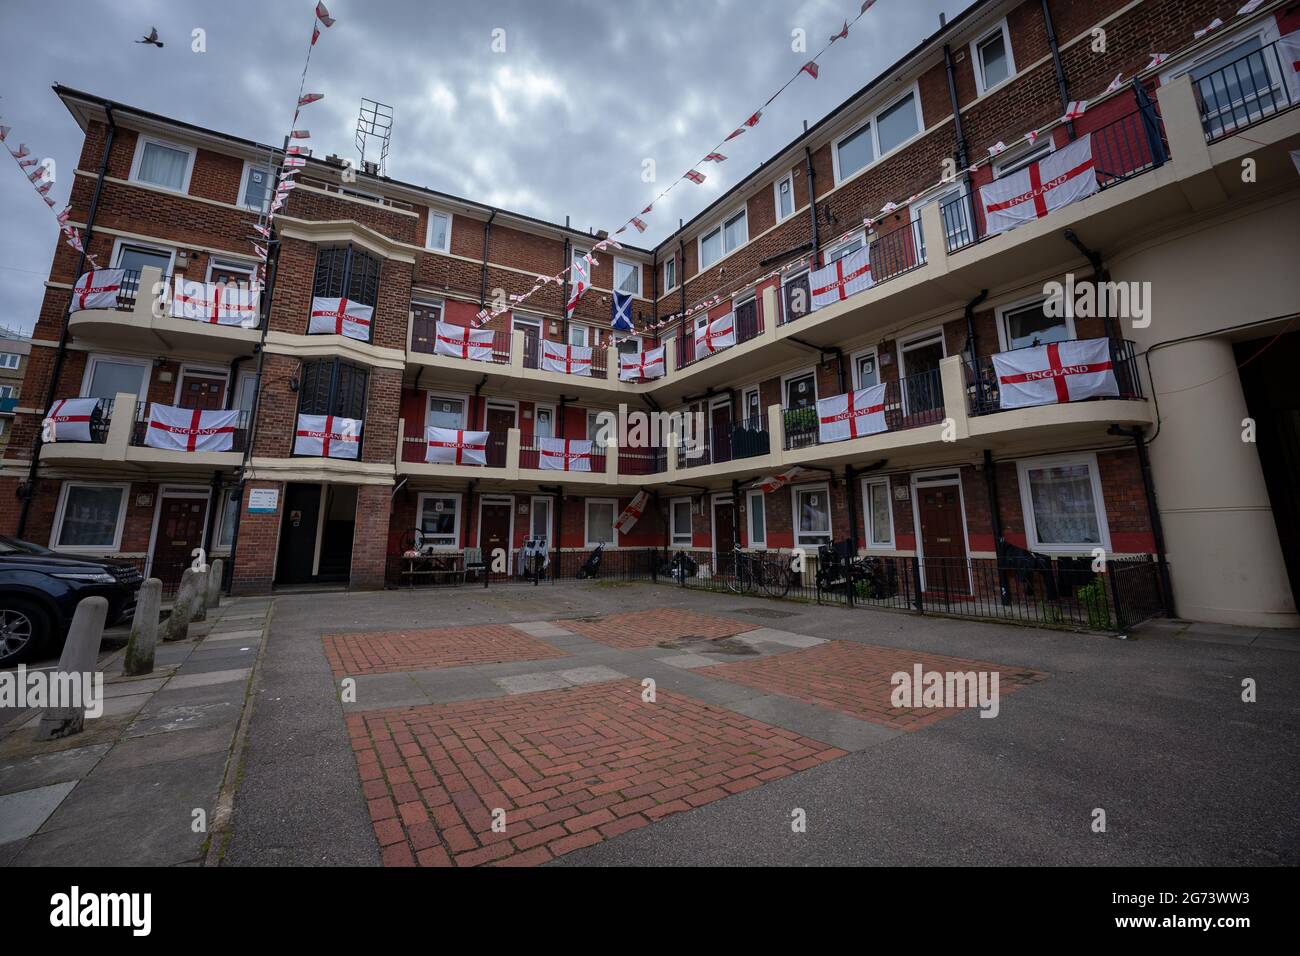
676, 414, 770, 469
783, 368, 945, 451
410, 317, 511, 364
518, 439, 607, 473
1193, 38, 1298, 142
676, 300, 764, 371
129, 402, 251, 452
523, 338, 609, 379
110, 268, 147, 312
618, 446, 667, 476
399, 429, 510, 467
870, 218, 927, 284
963, 338, 1144, 416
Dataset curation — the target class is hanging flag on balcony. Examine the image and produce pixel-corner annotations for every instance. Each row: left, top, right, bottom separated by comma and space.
619, 345, 666, 381
433, 320, 494, 361
991, 339, 1119, 409
816, 383, 887, 443
70, 269, 124, 311
308, 296, 373, 340
537, 436, 593, 472
566, 254, 591, 319
611, 291, 634, 331
541, 340, 594, 376
424, 426, 489, 466
810, 246, 873, 311
694, 313, 736, 361
979, 133, 1098, 237
144, 404, 239, 452
293, 413, 361, 459
614, 491, 651, 535
170, 279, 258, 326
42, 397, 99, 443
755, 466, 808, 495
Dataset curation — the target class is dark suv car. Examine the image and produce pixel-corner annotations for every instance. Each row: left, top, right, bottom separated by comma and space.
0, 536, 142, 667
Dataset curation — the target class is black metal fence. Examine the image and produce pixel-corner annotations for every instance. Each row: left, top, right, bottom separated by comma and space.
964, 338, 1144, 416
1193, 38, 1297, 142
782, 367, 945, 451
677, 413, 770, 469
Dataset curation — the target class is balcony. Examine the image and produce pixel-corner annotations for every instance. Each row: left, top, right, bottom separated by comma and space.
675, 414, 770, 470
964, 339, 1144, 417
127, 401, 251, 452
399, 428, 510, 468
67, 266, 262, 358
783, 368, 945, 452
410, 316, 511, 365
522, 337, 610, 379
676, 300, 765, 370
1192, 38, 1298, 143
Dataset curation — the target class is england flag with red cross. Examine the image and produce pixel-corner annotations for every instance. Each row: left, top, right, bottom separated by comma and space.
694, 313, 736, 361
70, 269, 124, 311
816, 383, 887, 443
619, 345, 666, 381
424, 426, 489, 465
541, 340, 594, 376
979, 134, 1098, 237
144, 404, 239, 452
433, 320, 494, 361
293, 413, 362, 459
614, 491, 651, 534
810, 247, 873, 311
537, 436, 593, 472
43, 397, 100, 443
308, 296, 373, 341
991, 338, 1119, 409
170, 279, 258, 326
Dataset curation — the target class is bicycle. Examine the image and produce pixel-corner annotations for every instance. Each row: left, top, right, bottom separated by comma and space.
724, 546, 792, 598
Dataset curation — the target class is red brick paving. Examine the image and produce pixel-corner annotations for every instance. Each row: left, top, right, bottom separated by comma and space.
347, 679, 846, 867
324, 624, 566, 677
555, 608, 758, 649
699, 641, 1049, 730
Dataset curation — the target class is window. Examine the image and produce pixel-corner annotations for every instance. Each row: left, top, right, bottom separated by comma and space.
530, 497, 552, 545
614, 259, 640, 296
898, 330, 945, 416
83, 355, 148, 401
310, 246, 381, 339
1166, 22, 1294, 138
862, 478, 894, 549
0, 352, 19, 370
670, 497, 693, 546
662, 256, 677, 292
233, 371, 257, 416
875, 91, 920, 155
794, 484, 831, 548
973, 21, 1015, 95
700, 228, 723, 269
774, 173, 795, 221
427, 394, 466, 429
742, 386, 761, 424
1017, 454, 1110, 553
746, 490, 766, 548
215, 486, 240, 549
585, 498, 617, 548
699, 209, 748, 268
239, 162, 272, 212
910, 185, 970, 256
113, 242, 173, 276
998, 296, 1074, 351
53, 483, 127, 551
533, 405, 554, 438
993, 141, 1053, 180
426, 210, 451, 253
569, 325, 591, 348
853, 348, 879, 389
826, 232, 865, 263
783, 370, 817, 409
0, 384, 17, 397
131, 137, 194, 192
586, 409, 602, 441
836, 121, 875, 182
417, 493, 462, 549
297, 358, 368, 421
571, 248, 591, 289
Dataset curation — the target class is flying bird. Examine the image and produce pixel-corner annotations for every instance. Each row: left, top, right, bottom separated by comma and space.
136, 27, 164, 48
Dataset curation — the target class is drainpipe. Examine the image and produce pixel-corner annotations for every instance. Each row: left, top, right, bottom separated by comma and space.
1063, 229, 1114, 341
651, 248, 658, 339
803, 145, 820, 261
943, 43, 980, 241
1042, 0, 1075, 141
561, 220, 571, 341
478, 209, 497, 309
1108, 425, 1175, 617
17, 105, 116, 537
982, 449, 1010, 604
677, 232, 686, 341
964, 288, 989, 365
844, 459, 887, 556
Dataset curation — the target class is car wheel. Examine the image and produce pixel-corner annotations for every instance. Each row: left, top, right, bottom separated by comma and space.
0, 599, 50, 667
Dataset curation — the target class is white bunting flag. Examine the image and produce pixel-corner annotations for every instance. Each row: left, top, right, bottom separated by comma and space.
43, 397, 99, 443
315, 2, 335, 27
619, 345, 666, 381
541, 340, 594, 376
810, 246, 873, 311
308, 296, 373, 340
424, 426, 489, 465
979, 133, 1098, 237
614, 491, 651, 535
70, 269, 124, 311
293, 413, 361, 458
144, 404, 239, 452
433, 320, 494, 361
567, 254, 591, 318
1062, 100, 1088, 121
992, 339, 1119, 409
755, 466, 807, 495
693, 313, 735, 360
816, 383, 887, 443
537, 436, 594, 472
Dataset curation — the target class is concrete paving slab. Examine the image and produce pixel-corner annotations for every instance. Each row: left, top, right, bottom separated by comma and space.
98, 694, 152, 719
512, 621, 577, 638
124, 700, 239, 738
201, 628, 264, 643
0, 838, 27, 865
556, 665, 627, 684
93, 725, 234, 774
494, 672, 571, 694
725, 693, 902, 752
734, 627, 827, 649
103, 676, 170, 698
0, 744, 110, 795
0, 781, 77, 843
657, 653, 719, 669
166, 667, 250, 691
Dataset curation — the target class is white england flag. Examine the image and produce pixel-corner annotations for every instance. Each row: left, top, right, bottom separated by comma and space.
541, 340, 594, 376
816, 383, 887, 443
308, 296, 373, 341
810, 246, 873, 311
170, 280, 258, 326
425, 426, 489, 465
619, 345, 666, 381
433, 321, 494, 361
991, 339, 1118, 409
614, 491, 650, 535
43, 397, 99, 443
70, 269, 124, 311
694, 313, 736, 360
979, 134, 1098, 236
144, 404, 239, 452
567, 254, 591, 319
537, 436, 593, 472
293, 413, 362, 459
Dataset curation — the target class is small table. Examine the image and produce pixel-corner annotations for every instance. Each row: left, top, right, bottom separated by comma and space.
401, 551, 465, 588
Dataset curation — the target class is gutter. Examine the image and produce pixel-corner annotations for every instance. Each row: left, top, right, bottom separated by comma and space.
1042, 0, 1075, 140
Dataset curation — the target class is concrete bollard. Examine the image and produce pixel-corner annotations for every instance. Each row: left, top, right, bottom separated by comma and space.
191, 565, 209, 623
123, 578, 162, 677
36, 596, 108, 740
161, 567, 202, 643
206, 558, 223, 610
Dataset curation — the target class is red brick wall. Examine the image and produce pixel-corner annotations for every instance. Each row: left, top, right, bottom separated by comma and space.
350, 483, 391, 589
231, 480, 283, 594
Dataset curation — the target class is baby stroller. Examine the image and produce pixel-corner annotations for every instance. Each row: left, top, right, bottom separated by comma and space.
577, 543, 604, 579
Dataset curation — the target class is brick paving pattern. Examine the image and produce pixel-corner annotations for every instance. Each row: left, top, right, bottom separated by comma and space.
700, 641, 1049, 730
324, 624, 567, 677
556, 608, 758, 649
348, 679, 847, 867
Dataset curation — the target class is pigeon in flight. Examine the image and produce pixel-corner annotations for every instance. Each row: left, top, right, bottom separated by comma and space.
136, 27, 164, 48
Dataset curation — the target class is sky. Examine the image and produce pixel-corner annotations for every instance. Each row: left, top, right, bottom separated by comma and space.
0, 0, 977, 333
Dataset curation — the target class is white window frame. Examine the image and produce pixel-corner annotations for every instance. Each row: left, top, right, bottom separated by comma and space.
532, 403, 556, 439
909, 183, 968, 257
824, 229, 866, 264
662, 255, 677, 292
568, 324, 592, 348
897, 327, 946, 416
993, 140, 1055, 179
81, 353, 151, 402
773, 171, 796, 222
50, 481, 130, 553
851, 346, 880, 389
128, 135, 196, 194
584, 497, 619, 549
995, 293, 1078, 353
971, 19, 1016, 97
110, 237, 176, 276
0, 352, 20, 370
416, 492, 463, 551
741, 384, 762, 424
1017, 452, 1112, 554
792, 482, 833, 549
427, 392, 470, 429
238, 160, 273, 213
781, 366, 818, 408
613, 258, 641, 297
861, 477, 895, 550
697, 206, 748, 270
528, 495, 553, 546
426, 209, 453, 253
204, 257, 257, 285
173, 364, 229, 407
745, 490, 767, 549
670, 496, 694, 547
831, 83, 923, 185
213, 485, 241, 551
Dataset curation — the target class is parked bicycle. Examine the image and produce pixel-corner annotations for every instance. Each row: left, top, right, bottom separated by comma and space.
815, 541, 897, 600
722, 546, 792, 598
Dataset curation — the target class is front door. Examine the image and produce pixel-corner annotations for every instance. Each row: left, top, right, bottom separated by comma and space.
276, 483, 321, 585
178, 374, 225, 410
480, 501, 512, 573
714, 499, 737, 573
485, 405, 515, 467
151, 496, 208, 590
710, 400, 732, 464
917, 484, 969, 594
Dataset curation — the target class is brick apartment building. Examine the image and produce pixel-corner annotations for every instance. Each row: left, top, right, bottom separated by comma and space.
3, 0, 1297, 628
0, 327, 30, 454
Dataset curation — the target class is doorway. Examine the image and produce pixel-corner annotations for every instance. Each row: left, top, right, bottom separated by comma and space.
276, 484, 322, 586
709, 398, 733, 464
316, 485, 357, 583
485, 402, 515, 468
177, 370, 225, 410
149, 492, 208, 590
914, 477, 970, 594
479, 497, 513, 574
713, 496, 737, 574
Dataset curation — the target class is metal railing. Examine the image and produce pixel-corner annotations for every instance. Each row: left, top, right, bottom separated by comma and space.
410, 317, 511, 364
1193, 38, 1297, 142
523, 338, 608, 378
676, 305, 764, 371
964, 338, 1144, 416
782, 368, 945, 451
129, 402, 251, 452
617, 446, 667, 476
518, 439, 607, 473
112, 268, 146, 311
870, 218, 927, 284
939, 193, 980, 255
399, 430, 510, 467
677, 413, 770, 468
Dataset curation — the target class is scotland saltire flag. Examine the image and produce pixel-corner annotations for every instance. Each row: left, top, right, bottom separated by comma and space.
611, 291, 634, 331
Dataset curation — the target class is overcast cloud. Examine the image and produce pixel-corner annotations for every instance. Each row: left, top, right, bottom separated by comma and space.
0, 0, 975, 332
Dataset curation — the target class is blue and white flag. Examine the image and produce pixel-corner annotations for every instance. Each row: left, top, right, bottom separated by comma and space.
611, 291, 634, 331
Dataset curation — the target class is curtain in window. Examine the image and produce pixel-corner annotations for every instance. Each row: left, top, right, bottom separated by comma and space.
1028, 463, 1101, 544
869, 484, 891, 543
139, 142, 188, 190
59, 486, 123, 547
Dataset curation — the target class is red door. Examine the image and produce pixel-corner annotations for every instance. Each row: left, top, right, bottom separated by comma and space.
710, 401, 732, 464
714, 500, 737, 574
179, 375, 224, 410
485, 406, 514, 467
917, 485, 969, 594
152, 497, 208, 590
480, 502, 512, 573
